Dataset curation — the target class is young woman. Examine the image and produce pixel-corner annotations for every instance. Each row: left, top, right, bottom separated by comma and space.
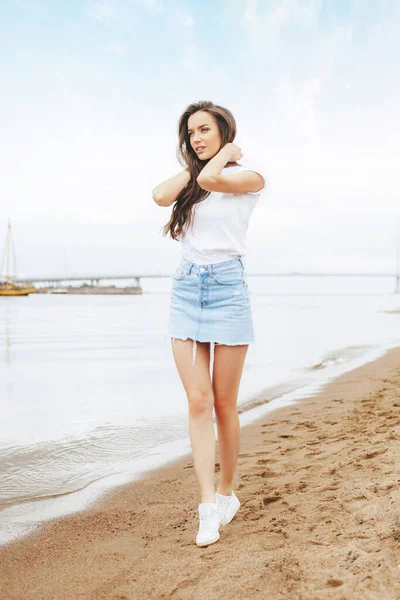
153, 101, 267, 547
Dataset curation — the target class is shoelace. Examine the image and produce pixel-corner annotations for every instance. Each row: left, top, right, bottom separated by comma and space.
219, 497, 232, 506
218, 495, 233, 509
199, 510, 219, 531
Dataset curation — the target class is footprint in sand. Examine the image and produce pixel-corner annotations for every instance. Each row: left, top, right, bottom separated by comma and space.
293, 421, 318, 430
239, 451, 271, 458
325, 578, 344, 588
294, 465, 312, 472
263, 495, 282, 505
317, 483, 340, 494
243, 469, 280, 479
364, 481, 397, 496
305, 450, 324, 457
360, 447, 388, 460
297, 481, 308, 491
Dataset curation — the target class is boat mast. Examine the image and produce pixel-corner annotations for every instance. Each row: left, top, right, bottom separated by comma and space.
6, 220, 10, 284
1, 219, 15, 284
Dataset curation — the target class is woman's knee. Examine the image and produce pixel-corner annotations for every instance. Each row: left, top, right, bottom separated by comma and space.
214, 398, 238, 419
188, 390, 214, 417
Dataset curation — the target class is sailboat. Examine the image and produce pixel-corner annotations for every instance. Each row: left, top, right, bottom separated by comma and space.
0, 220, 36, 296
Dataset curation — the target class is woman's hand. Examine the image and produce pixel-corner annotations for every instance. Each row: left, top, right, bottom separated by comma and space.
222, 142, 243, 162
196, 142, 243, 183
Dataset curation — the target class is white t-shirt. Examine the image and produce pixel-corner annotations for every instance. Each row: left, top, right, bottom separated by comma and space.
179, 161, 267, 265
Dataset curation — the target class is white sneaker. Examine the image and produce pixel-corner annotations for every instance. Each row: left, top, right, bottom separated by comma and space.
216, 490, 240, 525
196, 502, 220, 547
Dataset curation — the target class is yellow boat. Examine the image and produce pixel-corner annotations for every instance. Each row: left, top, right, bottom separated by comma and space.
0, 220, 37, 296
0, 282, 37, 296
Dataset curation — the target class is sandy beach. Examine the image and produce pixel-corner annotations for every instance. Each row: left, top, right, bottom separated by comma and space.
1, 347, 400, 599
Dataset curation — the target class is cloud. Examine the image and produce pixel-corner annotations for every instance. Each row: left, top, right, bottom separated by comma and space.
105, 41, 128, 55
277, 76, 322, 143
13, 0, 30, 9
182, 14, 194, 27
88, 1, 116, 21
243, 0, 322, 56
142, 0, 163, 13
176, 10, 197, 71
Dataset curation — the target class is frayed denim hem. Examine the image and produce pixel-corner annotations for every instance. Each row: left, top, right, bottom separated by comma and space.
168, 336, 254, 367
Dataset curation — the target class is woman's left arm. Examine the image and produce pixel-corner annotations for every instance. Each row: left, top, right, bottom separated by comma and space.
197, 145, 264, 194
197, 146, 232, 181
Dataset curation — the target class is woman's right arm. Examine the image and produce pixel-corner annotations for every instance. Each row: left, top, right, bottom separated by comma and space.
152, 168, 191, 207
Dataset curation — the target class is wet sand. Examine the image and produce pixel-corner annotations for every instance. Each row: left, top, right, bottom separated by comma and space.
1, 347, 400, 599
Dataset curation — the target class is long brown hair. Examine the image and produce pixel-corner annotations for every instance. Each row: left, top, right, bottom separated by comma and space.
161, 101, 237, 241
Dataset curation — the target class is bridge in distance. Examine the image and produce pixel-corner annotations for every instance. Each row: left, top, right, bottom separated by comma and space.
13, 271, 400, 293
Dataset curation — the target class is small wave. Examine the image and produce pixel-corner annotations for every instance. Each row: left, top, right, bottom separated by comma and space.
238, 381, 304, 414
307, 345, 376, 371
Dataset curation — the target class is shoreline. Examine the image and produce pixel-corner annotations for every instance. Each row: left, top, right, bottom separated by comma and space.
1, 347, 400, 599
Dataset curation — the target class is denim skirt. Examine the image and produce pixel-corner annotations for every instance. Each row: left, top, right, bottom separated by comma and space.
167, 256, 255, 367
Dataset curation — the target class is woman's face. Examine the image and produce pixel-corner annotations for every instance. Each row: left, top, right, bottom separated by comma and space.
187, 111, 222, 161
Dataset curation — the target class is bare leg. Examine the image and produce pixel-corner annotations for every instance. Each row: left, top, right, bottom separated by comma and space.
212, 344, 249, 495
171, 338, 216, 503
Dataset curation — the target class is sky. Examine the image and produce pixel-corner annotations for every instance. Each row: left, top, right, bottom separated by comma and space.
1, 0, 400, 278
